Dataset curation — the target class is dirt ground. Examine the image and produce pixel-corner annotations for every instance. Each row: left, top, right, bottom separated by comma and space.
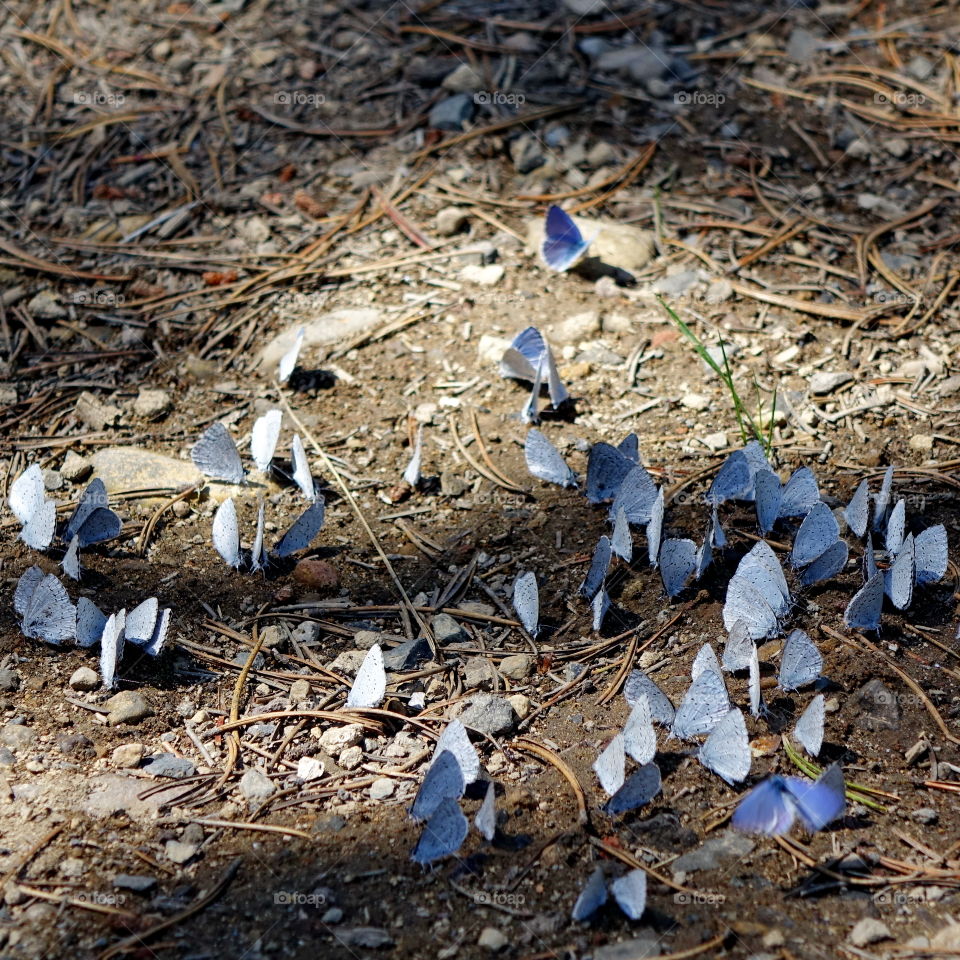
2, 1, 960, 958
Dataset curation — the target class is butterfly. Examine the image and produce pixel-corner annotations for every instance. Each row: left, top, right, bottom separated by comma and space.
541, 206, 593, 272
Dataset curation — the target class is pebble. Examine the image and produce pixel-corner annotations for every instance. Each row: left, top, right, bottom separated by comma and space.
442, 63, 482, 93
61, 451, 92, 481
459, 694, 517, 737
671, 831, 754, 874
432, 613, 469, 645
0, 670, 19, 692
143, 754, 196, 779
238, 768, 276, 803
132, 389, 172, 420
477, 334, 511, 366
436, 207, 469, 236
855, 679, 899, 730
809, 371, 853, 395
112, 744, 145, 768
56, 732, 94, 757
383, 637, 431, 671
297, 756, 325, 781
293, 559, 340, 592
113, 874, 156, 893
42, 468, 63, 491
289, 679, 310, 703
552, 310, 600, 344
292, 621, 321, 646
0, 724, 36, 752
319, 724, 364, 753
339, 745, 363, 770
75, 391, 122, 430
105, 691, 154, 726
464, 657, 495, 690
680, 392, 710, 412
510, 133, 545, 174
91, 447, 202, 505
257, 309, 383, 371
369, 777, 395, 800
459, 264, 504, 286
849, 918, 892, 947
702, 431, 727, 452
507, 694, 531, 720
912, 807, 938, 824
340, 928, 394, 949
429, 94, 474, 131
329, 650, 366, 677
909, 434, 934, 453
592, 932, 661, 960
478, 927, 508, 951
164, 840, 198, 865
499, 654, 532, 680
786, 27, 819, 61
652, 270, 700, 297
440, 469, 469, 497
70, 667, 100, 690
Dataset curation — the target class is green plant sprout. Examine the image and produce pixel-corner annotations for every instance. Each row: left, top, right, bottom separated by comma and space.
657, 296, 776, 457
782, 737, 887, 813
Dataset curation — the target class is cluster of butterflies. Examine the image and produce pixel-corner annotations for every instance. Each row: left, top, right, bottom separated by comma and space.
14, 566, 168, 688
515, 429, 948, 636
10, 469, 122, 581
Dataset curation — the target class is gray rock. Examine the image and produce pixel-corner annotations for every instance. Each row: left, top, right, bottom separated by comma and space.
459, 264, 504, 286
61, 451, 92, 482
91, 447, 204, 506
232, 649, 265, 670
257, 308, 383, 373
598, 45, 667, 82
292, 621, 321, 646
671, 831, 754, 874
855, 679, 899, 730
0, 670, 19, 692
442, 63, 482, 93
56, 732, 94, 757
786, 27, 819, 61
322, 907, 344, 924
440, 469, 469, 497
143, 754, 196, 779
28, 289, 66, 319
383, 637, 431, 671
42, 468, 63, 491
69, 667, 99, 691
352, 630, 382, 650
553, 310, 601, 344
652, 270, 699, 297
0, 724, 36, 752
113, 874, 156, 893
907, 54, 934, 80
369, 777, 395, 800
459, 694, 517, 737
436, 206, 469, 236
340, 928, 394, 949
429, 94, 474, 131
319, 724, 364, 753
133, 389, 172, 420
432, 613, 468, 645
164, 840, 198, 865
510, 133, 545, 174
849, 918, 892, 947
104, 691, 154, 726
809, 371, 853, 395
239, 768, 276, 803
75, 391, 121, 430
499, 654, 532, 680
464, 657, 495, 690
478, 927, 509, 951
591, 931, 661, 959
84, 774, 191, 818
912, 807, 938, 824
0, 747, 15, 766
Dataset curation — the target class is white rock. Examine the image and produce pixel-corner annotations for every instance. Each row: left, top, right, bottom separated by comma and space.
478, 927, 509, 952
459, 264, 504, 286
442, 63, 483, 93
552, 310, 600, 344
478, 334, 511, 366
680, 392, 710, 412
297, 756, 325, 781
849, 919, 891, 947
319, 724, 364, 753
369, 777, 395, 800
69, 667, 99, 691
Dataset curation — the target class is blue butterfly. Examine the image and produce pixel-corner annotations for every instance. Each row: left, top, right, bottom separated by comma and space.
732, 766, 845, 835
542, 206, 593, 272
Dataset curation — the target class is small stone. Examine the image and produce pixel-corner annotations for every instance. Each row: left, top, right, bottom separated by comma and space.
352, 630, 381, 650
440, 469, 469, 497
652, 270, 699, 297
289, 679, 310, 703
0, 670, 19, 692
459, 694, 517, 737
61, 451, 92, 481
383, 637, 431, 671
112, 744, 145, 768
340, 928, 394, 949
680, 392, 710, 412
507, 694, 531, 720
510, 133, 545, 174
671, 831, 754, 874
459, 264, 504, 286
855, 679, 900, 730
432, 614, 469, 645
849, 918, 892, 947
907, 54, 934, 80
909, 434, 934, 453
436, 207, 469, 236
809, 371, 853, 395
104, 691, 154, 725
91, 447, 201, 505
591, 932, 661, 960
477, 334, 511, 366
0, 724, 35, 752
293, 559, 339, 592
369, 777, 395, 800
319, 724, 364, 753
339, 745, 363, 770
292, 621, 321, 646
478, 927, 509, 951
68, 666, 97, 692
164, 840, 198, 865
297, 756, 325, 781
239, 768, 276, 803
132, 389, 172, 420
763, 929, 785, 949
702, 431, 727, 452
28, 289, 66, 318
586, 142, 616, 167
55, 732, 94, 757
499, 654, 532, 680
553, 310, 601, 344
75, 391, 121, 430
321, 906, 344, 924
429, 94, 474, 131
442, 63, 482, 93
912, 807, 938, 824
113, 874, 156, 893
142, 754, 196, 779
329, 650, 366, 677
786, 27, 819, 62
464, 657, 495, 690
885, 138, 910, 158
